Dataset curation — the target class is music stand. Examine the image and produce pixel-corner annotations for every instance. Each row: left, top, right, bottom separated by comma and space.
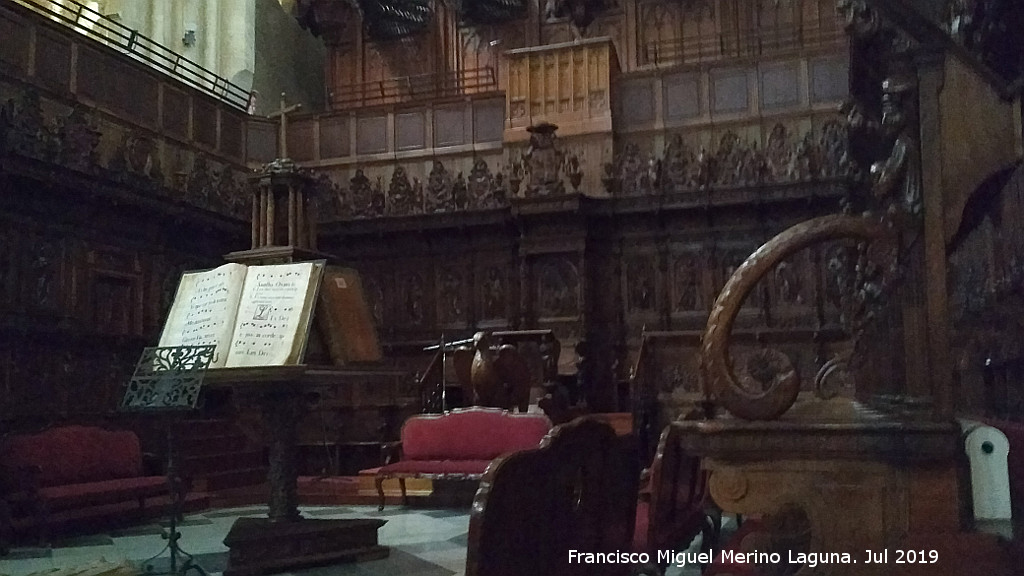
121, 345, 216, 576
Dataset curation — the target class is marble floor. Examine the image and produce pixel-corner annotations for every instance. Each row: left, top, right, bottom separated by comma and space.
0, 505, 472, 576
0, 506, 717, 576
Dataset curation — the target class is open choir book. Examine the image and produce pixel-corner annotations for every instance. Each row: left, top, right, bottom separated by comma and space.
158, 261, 326, 368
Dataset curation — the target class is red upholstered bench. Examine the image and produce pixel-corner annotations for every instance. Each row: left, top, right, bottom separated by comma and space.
0, 425, 170, 543
362, 407, 551, 510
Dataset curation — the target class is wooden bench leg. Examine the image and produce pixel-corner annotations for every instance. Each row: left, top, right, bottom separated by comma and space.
0, 498, 11, 556
399, 478, 408, 506
376, 476, 386, 511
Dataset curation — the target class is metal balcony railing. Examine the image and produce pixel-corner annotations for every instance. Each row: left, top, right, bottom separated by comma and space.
12, 0, 252, 111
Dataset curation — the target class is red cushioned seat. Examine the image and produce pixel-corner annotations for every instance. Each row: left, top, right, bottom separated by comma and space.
37, 476, 168, 511
632, 500, 650, 552
367, 408, 552, 510
704, 519, 766, 576
377, 459, 493, 477
0, 425, 172, 543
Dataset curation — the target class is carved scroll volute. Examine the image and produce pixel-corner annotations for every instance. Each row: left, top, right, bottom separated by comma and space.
701, 214, 892, 420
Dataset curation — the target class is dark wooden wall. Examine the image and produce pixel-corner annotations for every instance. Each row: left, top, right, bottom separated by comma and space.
319, 178, 850, 415
0, 2, 249, 430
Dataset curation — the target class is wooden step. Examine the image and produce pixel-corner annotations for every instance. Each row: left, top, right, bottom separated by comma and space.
202, 467, 268, 492
174, 418, 238, 439
181, 450, 265, 476
209, 483, 271, 509
178, 434, 248, 456
9, 492, 210, 540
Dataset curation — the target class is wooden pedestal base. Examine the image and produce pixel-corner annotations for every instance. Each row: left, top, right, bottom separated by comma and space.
222, 517, 388, 576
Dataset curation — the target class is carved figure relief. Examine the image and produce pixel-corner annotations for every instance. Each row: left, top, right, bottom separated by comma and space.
370, 176, 386, 216
536, 258, 580, 318
425, 160, 453, 212
661, 135, 697, 193
403, 272, 426, 325
672, 253, 702, 312
481, 266, 506, 319
438, 268, 465, 324
467, 158, 496, 208
870, 75, 922, 216
349, 169, 373, 217
57, 105, 100, 171
5, 89, 56, 159
626, 258, 656, 312
602, 122, 852, 197
387, 165, 420, 216
27, 237, 61, 311
0, 230, 15, 305
363, 275, 386, 327
452, 172, 469, 209
773, 259, 805, 305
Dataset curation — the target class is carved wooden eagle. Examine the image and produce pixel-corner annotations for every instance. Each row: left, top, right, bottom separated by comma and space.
451, 332, 533, 412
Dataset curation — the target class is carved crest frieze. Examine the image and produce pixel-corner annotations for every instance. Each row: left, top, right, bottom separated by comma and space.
331, 158, 515, 220
57, 105, 101, 171
524, 122, 566, 197
387, 165, 421, 216
605, 122, 853, 197
3, 89, 57, 160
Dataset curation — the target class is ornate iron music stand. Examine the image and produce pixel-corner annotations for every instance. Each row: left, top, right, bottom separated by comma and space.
121, 345, 216, 576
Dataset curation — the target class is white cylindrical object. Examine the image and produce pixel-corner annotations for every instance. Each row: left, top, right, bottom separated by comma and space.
961, 419, 1012, 521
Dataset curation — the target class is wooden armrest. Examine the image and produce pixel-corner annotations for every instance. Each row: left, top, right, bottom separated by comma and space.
142, 452, 163, 476
381, 441, 403, 465
2, 465, 42, 499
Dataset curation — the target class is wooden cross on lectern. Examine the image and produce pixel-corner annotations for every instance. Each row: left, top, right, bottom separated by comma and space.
268, 92, 302, 159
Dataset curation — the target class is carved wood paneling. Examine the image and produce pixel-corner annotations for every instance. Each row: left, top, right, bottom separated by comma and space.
534, 254, 582, 321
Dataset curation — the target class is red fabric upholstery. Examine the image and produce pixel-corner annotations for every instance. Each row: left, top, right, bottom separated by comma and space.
400, 409, 551, 461
1, 426, 143, 487
36, 477, 167, 511
632, 501, 649, 552
377, 459, 492, 476
704, 519, 767, 576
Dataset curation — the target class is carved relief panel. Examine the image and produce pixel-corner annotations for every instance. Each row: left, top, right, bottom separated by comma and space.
534, 255, 582, 320
361, 270, 390, 333
398, 268, 433, 328
623, 253, 658, 315
23, 232, 67, 315
766, 248, 815, 327
436, 264, 469, 328
478, 260, 512, 327
670, 248, 706, 318
0, 228, 17, 307
86, 246, 144, 336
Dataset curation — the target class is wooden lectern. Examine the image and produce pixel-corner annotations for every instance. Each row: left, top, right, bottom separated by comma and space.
210, 99, 397, 576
